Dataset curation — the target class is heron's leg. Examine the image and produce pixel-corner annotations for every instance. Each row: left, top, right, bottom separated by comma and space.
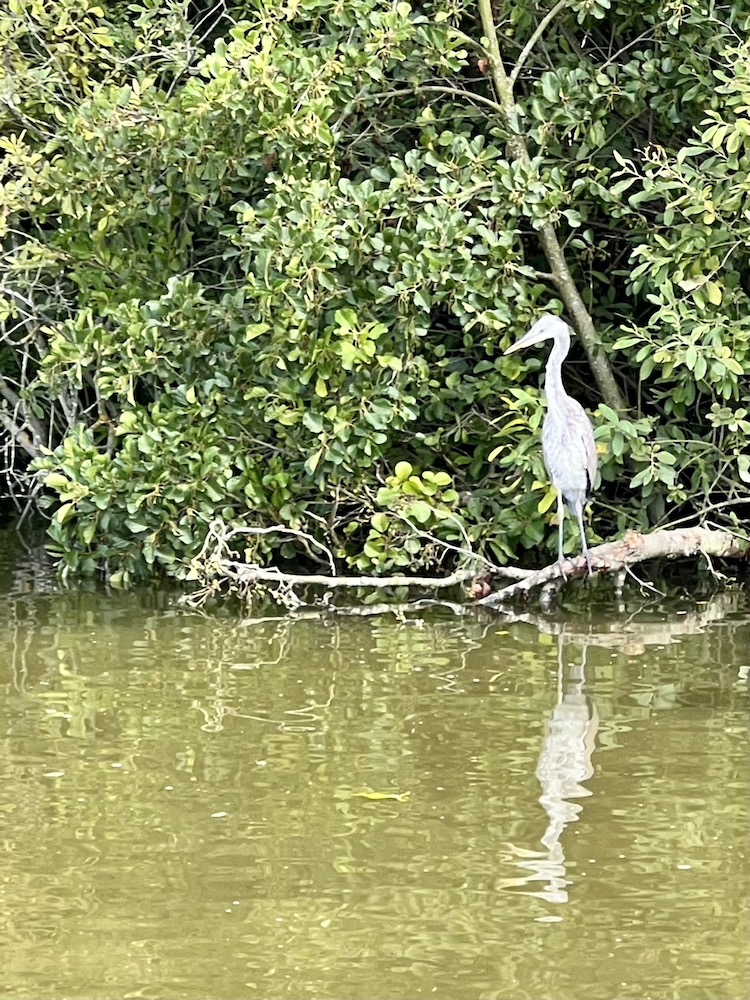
556, 491, 566, 573
576, 503, 592, 576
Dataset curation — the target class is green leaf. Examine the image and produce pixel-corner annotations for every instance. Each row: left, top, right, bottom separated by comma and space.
537, 487, 556, 513
414, 289, 432, 312
55, 502, 75, 524
44, 473, 70, 491
371, 512, 388, 533
424, 470, 451, 487
334, 308, 358, 330
245, 323, 270, 341
305, 449, 324, 475
376, 354, 403, 371
125, 520, 150, 533
630, 468, 652, 489
407, 500, 432, 523
339, 340, 359, 370
302, 411, 324, 433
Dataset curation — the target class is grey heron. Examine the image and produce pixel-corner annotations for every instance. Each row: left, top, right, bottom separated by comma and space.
504, 315, 597, 574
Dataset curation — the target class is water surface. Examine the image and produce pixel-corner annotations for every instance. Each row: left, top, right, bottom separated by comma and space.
1, 540, 748, 999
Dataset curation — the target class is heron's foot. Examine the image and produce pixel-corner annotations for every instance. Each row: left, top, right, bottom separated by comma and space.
556, 558, 568, 582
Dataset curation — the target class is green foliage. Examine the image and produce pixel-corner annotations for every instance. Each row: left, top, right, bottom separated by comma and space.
351, 461, 461, 572
2, 0, 750, 582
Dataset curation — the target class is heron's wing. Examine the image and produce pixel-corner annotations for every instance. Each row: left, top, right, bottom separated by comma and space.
583, 415, 598, 497
571, 400, 598, 498
542, 399, 597, 499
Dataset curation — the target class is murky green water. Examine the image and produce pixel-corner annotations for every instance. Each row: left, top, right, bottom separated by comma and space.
1, 539, 748, 1000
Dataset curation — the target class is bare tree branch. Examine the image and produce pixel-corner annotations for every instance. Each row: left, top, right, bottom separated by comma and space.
220, 563, 479, 590
509, 0, 569, 86
366, 84, 505, 117
186, 520, 534, 609
0, 374, 46, 448
0, 409, 41, 460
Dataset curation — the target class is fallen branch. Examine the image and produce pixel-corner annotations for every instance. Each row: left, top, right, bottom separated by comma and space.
218, 561, 479, 590
186, 521, 748, 612
185, 519, 537, 609
478, 527, 749, 607
183, 559, 483, 610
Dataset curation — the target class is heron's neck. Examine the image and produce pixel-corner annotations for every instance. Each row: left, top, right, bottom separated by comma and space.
545, 327, 570, 398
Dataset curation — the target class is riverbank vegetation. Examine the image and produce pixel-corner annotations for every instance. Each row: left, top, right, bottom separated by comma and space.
2, 0, 750, 589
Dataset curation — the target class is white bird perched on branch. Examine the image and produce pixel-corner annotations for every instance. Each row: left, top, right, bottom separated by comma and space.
504, 314, 598, 574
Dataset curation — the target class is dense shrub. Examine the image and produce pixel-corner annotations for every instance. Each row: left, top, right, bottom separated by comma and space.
1, 0, 749, 582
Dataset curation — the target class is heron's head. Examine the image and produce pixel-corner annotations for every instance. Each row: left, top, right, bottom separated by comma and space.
504, 314, 568, 355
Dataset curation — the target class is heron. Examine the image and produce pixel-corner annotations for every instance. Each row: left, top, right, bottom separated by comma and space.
504, 314, 597, 575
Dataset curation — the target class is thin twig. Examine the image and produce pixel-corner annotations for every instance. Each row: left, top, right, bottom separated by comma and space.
624, 565, 666, 598
509, 0, 569, 87
0, 374, 46, 447
657, 497, 750, 531
395, 511, 532, 580
220, 524, 337, 575
363, 84, 505, 116
0, 410, 41, 460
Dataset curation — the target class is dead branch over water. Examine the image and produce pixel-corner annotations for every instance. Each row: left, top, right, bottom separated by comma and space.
478, 526, 748, 607
185, 522, 748, 611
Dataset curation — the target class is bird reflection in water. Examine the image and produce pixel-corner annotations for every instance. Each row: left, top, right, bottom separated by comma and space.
497, 635, 599, 904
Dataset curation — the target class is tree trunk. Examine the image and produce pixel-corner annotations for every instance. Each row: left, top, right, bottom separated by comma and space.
476, 0, 628, 412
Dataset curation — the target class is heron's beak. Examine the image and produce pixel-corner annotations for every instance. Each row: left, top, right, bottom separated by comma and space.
504, 317, 561, 354
504, 329, 544, 355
